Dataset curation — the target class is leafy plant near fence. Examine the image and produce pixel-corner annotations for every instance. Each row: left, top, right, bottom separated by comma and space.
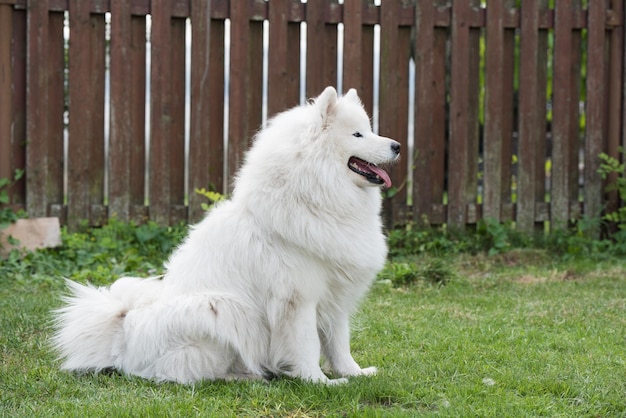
195, 188, 226, 212
598, 147, 626, 231
0, 170, 25, 231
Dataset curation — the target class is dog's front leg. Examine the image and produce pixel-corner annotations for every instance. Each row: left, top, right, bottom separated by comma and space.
320, 310, 377, 378
270, 299, 347, 385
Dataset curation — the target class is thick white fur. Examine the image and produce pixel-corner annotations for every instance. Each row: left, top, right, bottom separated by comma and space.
52, 87, 401, 385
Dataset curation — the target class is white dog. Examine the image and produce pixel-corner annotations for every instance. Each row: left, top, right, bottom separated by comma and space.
53, 87, 401, 385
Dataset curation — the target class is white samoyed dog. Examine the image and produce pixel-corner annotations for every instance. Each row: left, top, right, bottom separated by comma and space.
52, 86, 401, 385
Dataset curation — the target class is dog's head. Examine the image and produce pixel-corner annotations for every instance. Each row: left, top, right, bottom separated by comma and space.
314, 87, 401, 189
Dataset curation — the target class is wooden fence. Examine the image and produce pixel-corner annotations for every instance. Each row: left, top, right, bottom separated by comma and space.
0, 0, 624, 233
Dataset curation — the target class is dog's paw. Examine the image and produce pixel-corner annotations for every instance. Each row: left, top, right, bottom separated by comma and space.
337, 365, 377, 377
359, 366, 377, 376
326, 377, 349, 385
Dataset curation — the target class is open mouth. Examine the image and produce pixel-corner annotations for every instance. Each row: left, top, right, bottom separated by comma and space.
348, 157, 392, 188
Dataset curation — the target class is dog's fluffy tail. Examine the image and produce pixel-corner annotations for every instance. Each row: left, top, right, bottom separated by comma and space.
51, 277, 160, 372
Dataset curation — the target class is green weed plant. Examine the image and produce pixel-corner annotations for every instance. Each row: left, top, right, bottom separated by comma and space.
0, 170, 25, 232
599, 147, 626, 230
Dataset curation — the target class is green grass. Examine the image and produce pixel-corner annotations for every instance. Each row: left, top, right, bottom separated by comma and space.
1, 223, 625, 417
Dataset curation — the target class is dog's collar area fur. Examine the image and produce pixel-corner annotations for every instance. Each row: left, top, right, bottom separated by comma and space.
348, 156, 392, 188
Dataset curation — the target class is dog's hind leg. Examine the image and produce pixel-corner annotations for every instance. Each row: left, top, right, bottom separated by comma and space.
117, 292, 266, 383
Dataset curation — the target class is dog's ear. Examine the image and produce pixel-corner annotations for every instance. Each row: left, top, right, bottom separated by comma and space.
316, 86, 338, 126
344, 88, 361, 105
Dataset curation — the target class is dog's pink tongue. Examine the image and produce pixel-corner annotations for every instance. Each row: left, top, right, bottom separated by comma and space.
371, 165, 392, 188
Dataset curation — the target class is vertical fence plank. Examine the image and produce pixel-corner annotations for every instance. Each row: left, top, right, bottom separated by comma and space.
484, 0, 516, 221
25, 0, 50, 218
378, 0, 399, 131
584, 0, 608, 232
413, 0, 450, 225
267, 0, 300, 114
483, 0, 505, 221
342, 0, 363, 94
466, 5, 481, 225
169, 17, 187, 224
228, 2, 263, 188
109, 12, 147, 224
306, 0, 338, 97
130, 16, 147, 222
89, 13, 106, 225
149, 1, 173, 224
10, 8, 27, 209
609, 0, 626, 153
188, 0, 214, 223
248, 19, 264, 137
207, 18, 225, 193
533, 20, 549, 226
343, 0, 376, 115
448, 0, 466, 228
109, 0, 132, 222
25, 2, 64, 220
606, 0, 624, 220
342, 0, 363, 92
286, 20, 301, 106
0, 4, 13, 188
432, 22, 448, 223
268, 0, 290, 116
501, 15, 515, 215
431, 6, 449, 224
47, 11, 66, 220
412, 0, 435, 225
396, 22, 411, 213
518, 0, 549, 232
379, 0, 407, 225
551, 0, 581, 229
448, 0, 480, 229
361, 21, 375, 117
67, 1, 104, 227
227, 0, 249, 183
569, 7, 583, 218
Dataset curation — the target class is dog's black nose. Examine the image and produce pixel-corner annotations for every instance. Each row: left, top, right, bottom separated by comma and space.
391, 141, 401, 155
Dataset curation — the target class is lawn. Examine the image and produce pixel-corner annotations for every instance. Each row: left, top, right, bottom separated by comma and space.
1, 222, 625, 417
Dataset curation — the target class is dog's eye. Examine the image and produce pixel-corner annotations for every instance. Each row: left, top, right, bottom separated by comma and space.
352, 132, 363, 138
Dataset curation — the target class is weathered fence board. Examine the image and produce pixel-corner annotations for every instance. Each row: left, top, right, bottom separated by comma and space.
228, 1, 263, 185
448, 0, 481, 229
206, 17, 226, 194
148, 1, 173, 225
342, 0, 373, 115
551, 0, 582, 229
379, 0, 411, 225
0, 4, 12, 187
305, 1, 338, 98
584, 0, 609, 229
412, 0, 435, 226
0, 0, 624, 235
483, 0, 515, 222
24, 0, 47, 218
606, 0, 625, 220
267, 0, 299, 116
108, 0, 131, 223
187, 0, 214, 223
109, 0, 146, 221
47, 10, 65, 220
517, 0, 549, 234
66, 1, 106, 227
